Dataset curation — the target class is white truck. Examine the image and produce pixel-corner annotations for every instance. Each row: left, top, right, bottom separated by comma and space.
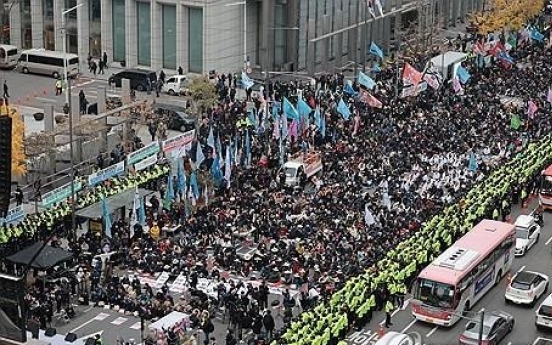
282, 151, 323, 187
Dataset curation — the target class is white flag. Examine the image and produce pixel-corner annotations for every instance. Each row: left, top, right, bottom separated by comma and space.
130, 187, 139, 238
364, 204, 375, 226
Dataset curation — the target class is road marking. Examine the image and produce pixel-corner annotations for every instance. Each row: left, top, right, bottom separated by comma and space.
74, 80, 96, 88
518, 265, 526, 273
546, 235, 552, 245
379, 307, 402, 325
401, 319, 417, 333
34, 97, 57, 103
426, 326, 438, 337
70, 318, 97, 333
83, 306, 93, 313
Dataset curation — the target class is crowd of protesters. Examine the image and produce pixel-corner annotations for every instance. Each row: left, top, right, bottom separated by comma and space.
2, 23, 552, 345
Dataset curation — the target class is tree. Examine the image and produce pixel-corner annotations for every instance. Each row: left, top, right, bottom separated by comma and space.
186, 76, 218, 114
470, 0, 544, 34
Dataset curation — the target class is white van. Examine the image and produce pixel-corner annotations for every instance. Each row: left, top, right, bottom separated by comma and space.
17, 49, 79, 78
0, 45, 18, 68
162, 75, 188, 95
536, 293, 552, 330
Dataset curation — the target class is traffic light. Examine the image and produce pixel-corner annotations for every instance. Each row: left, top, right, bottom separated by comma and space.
0, 116, 12, 217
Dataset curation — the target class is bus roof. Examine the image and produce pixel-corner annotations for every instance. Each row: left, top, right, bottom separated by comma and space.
544, 164, 552, 176
20, 49, 78, 59
418, 220, 515, 286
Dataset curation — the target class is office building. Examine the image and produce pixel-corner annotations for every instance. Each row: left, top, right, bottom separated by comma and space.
4, 0, 480, 75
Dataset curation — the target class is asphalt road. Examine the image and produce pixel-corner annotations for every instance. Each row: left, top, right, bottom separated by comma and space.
1, 67, 189, 116
345, 199, 552, 345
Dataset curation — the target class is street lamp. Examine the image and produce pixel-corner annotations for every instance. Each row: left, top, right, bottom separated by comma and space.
62, 2, 82, 239
225, 1, 247, 70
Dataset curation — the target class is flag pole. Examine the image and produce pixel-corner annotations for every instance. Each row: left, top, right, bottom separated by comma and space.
394, 30, 402, 101
362, 1, 368, 73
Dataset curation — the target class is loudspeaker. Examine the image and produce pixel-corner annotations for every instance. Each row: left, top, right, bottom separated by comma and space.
0, 116, 12, 216
85, 338, 97, 345
65, 333, 78, 342
44, 327, 57, 337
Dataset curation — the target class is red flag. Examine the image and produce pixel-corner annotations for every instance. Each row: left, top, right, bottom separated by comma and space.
402, 63, 423, 87
472, 41, 484, 55
489, 41, 504, 57
361, 91, 383, 108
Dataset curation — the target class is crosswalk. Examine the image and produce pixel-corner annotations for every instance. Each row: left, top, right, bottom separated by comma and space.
90, 311, 141, 331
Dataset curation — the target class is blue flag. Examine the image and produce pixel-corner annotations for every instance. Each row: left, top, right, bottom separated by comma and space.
176, 161, 186, 194
163, 175, 175, 209
297, 98, 312, 119
138, 197, 146, 226
337, 98, 351, 120
314, 106, 321, 128
358, 71, 376, 90
241, 71, 254, 89
216, 134, 223, 162
211, 155, 223, 187
245, 130, 251, 167
272, 101, 282, 119
456, 66, 471, 84
531, 28, 545, 42
369, 41, 384, 59
497, 50, 514, 64
320, 113, 326, 138
195, 142, 205, 168
283, 97, 299, 120
207, 126, 215, 149
101, 198, 113, 238
372, 64, 382, 73
190, 172, 199, 198
468, 152, 478, 172
344, 81, 358, 96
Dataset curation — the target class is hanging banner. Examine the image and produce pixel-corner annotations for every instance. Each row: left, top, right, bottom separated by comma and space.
162, 130, 195, 156
127, 141, 160, 165
0, 205, 24, 225
88, 161, 125, 186
134, 155, 157, 171
400, 81, 427, 98
42, 181, 83, 207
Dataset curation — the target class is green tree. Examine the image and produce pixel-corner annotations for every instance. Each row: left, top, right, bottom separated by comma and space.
187, 76, 218, 114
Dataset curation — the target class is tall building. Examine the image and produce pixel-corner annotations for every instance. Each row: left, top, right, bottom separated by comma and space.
2, 0, 480, 75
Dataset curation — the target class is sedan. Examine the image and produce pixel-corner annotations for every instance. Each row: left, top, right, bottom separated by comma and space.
505, 271, 549, 305
458, 311, 514, 345
514, 214, 541, 256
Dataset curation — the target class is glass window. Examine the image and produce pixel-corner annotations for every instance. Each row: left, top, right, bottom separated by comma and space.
43, 0, 54, 50
274, 3, 287, 67
89, 0, 101, 57
188, 7, 203, 73
112, 0, 125, 62
162, 5, 176, 70
65, 0, 78, 54
20, 0, 32, 49
137, 1, 151, 66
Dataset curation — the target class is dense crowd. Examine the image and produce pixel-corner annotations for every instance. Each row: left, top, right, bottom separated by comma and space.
2, 23, 552, 345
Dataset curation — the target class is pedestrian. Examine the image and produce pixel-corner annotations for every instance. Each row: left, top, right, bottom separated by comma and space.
384, 299, 394, 328
159, 70, 166, 84
14, 185, 23, 206
178, 66, 183, 75
3, 80, 9, 99
55, 78, 63, 96
98, 60, 105, 74
79, 90, 88, 114
148, 120, 157, 142
91, 60, 97, 76
262, 310, 274, 340
156, 78, 162, 97
146, 78, 152, 95
102, 52, 108, 69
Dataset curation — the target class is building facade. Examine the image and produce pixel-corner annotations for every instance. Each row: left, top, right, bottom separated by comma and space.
3, 0, 481, 75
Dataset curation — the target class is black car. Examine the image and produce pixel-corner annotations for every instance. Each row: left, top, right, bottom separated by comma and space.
108, 68, 157, 91
154, 104, 197, 132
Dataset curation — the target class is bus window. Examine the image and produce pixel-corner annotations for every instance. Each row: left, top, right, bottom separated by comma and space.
18, 54, 26, 62
0, 49, 5, 59
416, 279, 456, 308
542, 176, 552, 195
7, 49, 17, 57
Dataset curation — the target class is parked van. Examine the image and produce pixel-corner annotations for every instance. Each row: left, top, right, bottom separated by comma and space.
108, 68, 157, 91
17, 49, 79, 78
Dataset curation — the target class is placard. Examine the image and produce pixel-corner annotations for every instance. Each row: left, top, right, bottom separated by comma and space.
88, 161, 125, 186
162, 130, 195, 154
42, 181, 83, 207
127, 141, 160, 165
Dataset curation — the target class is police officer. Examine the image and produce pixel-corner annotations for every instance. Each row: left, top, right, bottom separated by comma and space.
384, 299, 394, 328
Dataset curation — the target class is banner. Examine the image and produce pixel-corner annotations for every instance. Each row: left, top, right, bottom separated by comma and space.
88, 161, 125, 186
134, 155, 157, 171
400, 81, 427, 98
162, 130, 195, 155
127, 141, 160, 165
0, 205, 24, 225
42, 181, 83, 207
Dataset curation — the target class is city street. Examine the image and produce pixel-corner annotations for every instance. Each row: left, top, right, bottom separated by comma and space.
345, 199, 552, 345
1, 67, 190, 117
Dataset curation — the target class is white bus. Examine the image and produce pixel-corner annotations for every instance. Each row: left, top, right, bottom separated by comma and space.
411, 220, 515, 327
16, 49, 79, 78
0, 45, 18, 68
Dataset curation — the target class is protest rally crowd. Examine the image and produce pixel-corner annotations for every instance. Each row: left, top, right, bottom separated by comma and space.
2, 14, 552, 345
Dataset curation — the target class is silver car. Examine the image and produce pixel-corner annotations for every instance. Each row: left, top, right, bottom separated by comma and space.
458, 311, 514, 345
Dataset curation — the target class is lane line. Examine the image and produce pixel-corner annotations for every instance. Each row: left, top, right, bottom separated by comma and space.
69, 318, 97, 333
517, 265, 526, 273
83, 306, 93, 313
426, 326, 438, 337
401, 319, 417, 333
546, 235, 552, 245
34, 97, 57, 103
